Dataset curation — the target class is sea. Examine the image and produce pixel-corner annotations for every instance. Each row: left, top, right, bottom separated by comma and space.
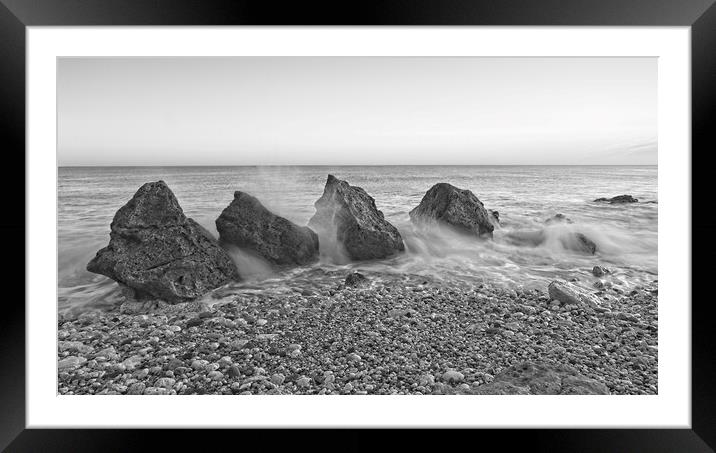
58, 166, 658, 314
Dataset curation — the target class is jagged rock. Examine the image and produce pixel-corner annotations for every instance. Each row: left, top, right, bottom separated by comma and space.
409, 183, 494, 238
545, 213, 573, 224
345, 272, 368, 287
216, 191, 319, 266
594, 195, 638, 203
308, 175, 404, 261
471, 362, 609, 395
87, 181, 239, 303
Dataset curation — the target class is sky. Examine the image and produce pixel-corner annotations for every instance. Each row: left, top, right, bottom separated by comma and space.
57, 57, 657, 166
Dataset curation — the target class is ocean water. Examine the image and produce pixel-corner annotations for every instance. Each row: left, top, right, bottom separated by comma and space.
58, 166, 657, 313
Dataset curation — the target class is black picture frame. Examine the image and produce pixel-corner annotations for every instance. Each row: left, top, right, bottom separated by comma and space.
2, 0, 714, 451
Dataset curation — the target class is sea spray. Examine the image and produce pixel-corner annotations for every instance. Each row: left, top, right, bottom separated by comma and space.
58, 165, 658, 314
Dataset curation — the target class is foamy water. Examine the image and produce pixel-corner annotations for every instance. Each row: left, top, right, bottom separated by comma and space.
58, 166, 657, 313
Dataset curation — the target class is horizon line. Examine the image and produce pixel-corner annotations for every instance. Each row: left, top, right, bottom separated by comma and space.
57, 163, 658, 168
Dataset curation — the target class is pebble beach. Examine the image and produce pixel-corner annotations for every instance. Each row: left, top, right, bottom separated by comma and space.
58, 271, 658, 396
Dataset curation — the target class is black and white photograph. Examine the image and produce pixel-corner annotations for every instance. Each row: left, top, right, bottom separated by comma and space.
56, 56, 658, 397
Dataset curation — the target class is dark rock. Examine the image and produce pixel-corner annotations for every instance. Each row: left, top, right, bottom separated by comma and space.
592, 266, 609, 277
409, 183, 494, 238
87, 181, 239, 303
345, 272, 368, 287
594, 195, 638, 203
563, 233, 597, 254
545, 213, 573, 224
471, 362, 609, 395
216, 191, 319, 266
308, 175, 404, 260
488, 210, 500, 227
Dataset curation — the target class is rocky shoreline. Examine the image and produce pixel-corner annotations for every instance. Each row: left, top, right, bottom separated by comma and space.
58, 272, 657, 396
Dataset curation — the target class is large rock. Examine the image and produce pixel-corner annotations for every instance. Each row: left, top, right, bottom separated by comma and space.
308, 175, 404, 261
594, 194, 638, 203
87, 181, 239, 303
409, 183, 494, 238
216, 191, 319, 266
471, 362, 609, 395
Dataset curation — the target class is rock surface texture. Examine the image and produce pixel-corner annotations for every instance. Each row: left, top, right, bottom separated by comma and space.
87, 181, 239, 303
216, 191, 319, 266
594, 195, 639, 203
308, 175, 404, 261
409, 183, 494, 238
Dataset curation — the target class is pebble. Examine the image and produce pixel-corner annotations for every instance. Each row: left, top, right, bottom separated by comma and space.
442, 370, 464, 383
271, 373, 286, 385
207, 371, 224, 381
121, 355, 143, 370
56, 274, 658, 396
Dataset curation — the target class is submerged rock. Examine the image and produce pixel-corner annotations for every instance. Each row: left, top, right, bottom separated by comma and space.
545, 213, 573, 224
409, 183, 494, 238
594, 195, 638, 203
506, 230, 596, 254
216, 191, 319, 266
87, 181, 239, 303
471, 362, 609, 395
564, 233, 597, 255
308, 175, 404, 261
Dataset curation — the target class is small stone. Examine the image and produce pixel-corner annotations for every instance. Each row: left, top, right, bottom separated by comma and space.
155, 377, 176, 389
144, 387, 172, 395
442, 370, 464, 384
127, 382, 146, 395
419, 374, 435, 387
166, 358, 184, 370
343, 383, 354, 393
296, 376, 312, 388
347, 353, 362, 362
191, 359, 209, 370
207, 371, 224, 381
228, 366, 241, 378
271, 373, 286, 385
121, 355, 143, 370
